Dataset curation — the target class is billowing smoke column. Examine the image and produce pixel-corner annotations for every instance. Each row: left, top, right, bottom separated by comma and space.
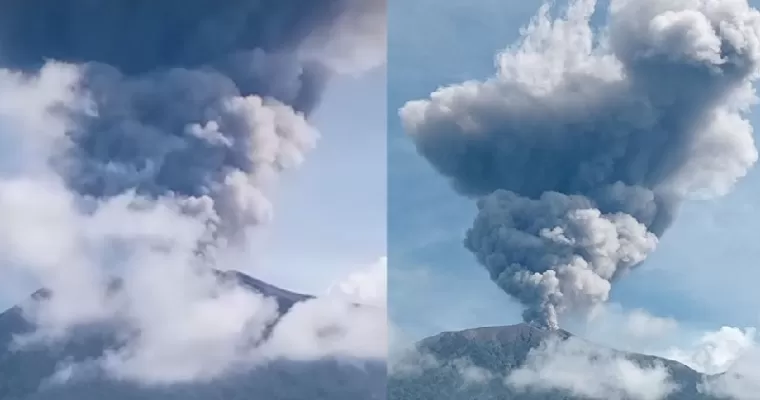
0, 0, 384, 245
401, 0, 760, 329
0, 0, 386, 383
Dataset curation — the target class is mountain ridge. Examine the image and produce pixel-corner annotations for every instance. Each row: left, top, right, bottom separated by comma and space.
390, 323, 719, 400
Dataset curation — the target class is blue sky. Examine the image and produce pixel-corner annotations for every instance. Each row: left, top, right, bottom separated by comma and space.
388, 0, 760, 346
251, 67, 387, 295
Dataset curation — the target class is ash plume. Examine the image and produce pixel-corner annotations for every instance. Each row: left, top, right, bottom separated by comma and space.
0, 0, 386, 383
0, 0, 385, 244
400, 0, 760, 329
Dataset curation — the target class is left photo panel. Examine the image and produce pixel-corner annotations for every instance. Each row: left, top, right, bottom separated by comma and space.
0, 1, 387, 399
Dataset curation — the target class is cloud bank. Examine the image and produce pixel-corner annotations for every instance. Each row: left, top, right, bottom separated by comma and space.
400, 0, 760, 329
668, 326, 757, 375
663, 325, 759, 400
507, 337, 677, 400
389, 330, 677, 400
0, 0, 386, 384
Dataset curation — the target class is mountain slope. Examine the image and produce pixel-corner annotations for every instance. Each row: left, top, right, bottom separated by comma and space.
389, 323, 718, 400
0, 271, 385, 400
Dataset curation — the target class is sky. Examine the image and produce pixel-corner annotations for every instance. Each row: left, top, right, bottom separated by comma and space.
388, 0, 760, 356
220, 66, 387, 296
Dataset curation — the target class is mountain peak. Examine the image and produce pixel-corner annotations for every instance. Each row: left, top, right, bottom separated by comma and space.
392, 324, 712, 400
213, 269, 314, 314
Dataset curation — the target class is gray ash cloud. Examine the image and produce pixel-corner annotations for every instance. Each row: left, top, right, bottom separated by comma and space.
0, 0, 384, 244
401, 0, 760, 329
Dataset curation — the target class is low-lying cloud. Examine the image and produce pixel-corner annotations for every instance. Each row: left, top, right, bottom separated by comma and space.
508, 337, 677, 400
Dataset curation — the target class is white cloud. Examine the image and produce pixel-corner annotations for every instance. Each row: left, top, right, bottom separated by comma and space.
667, 326, 757, 374
99, 280, 281, 383
575, 314, 760, 400
262, 295, 386, 361
388, 345, 439, 378
451, 357, 495, 385
700, 345, 760, 400
329, 256, 387, 307
624, 309, 680, 340
507, 337, 677, 400
656, 325, 760, 400
261, 257, 388, 362
389, 345, 494, 387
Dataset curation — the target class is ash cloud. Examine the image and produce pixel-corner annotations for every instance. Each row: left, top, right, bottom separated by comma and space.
0, 0, 386, 384
400, 0, 760, 329
0, 0, 384, 244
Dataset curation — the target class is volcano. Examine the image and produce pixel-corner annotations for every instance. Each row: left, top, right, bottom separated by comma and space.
0, 271, 385, 400
389, 323, 724, 400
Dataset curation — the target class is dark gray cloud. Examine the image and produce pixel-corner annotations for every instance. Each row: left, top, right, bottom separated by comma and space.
0, 0, 379, 110
401, 0, 760, 329
0, 0, 385, 244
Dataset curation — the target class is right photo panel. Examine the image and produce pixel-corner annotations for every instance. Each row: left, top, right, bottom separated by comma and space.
388, 1, 760, 399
